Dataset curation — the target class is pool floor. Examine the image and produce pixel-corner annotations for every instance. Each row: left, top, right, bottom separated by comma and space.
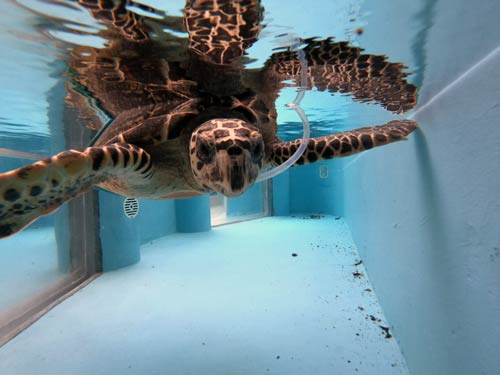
0, 216, 408, 375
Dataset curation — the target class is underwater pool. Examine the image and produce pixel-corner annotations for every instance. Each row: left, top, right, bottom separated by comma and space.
1, 0, 500, 374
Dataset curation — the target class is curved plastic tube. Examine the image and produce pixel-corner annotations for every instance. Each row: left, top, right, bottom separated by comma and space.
256, 43, 311, 182
255, 103, 310, 182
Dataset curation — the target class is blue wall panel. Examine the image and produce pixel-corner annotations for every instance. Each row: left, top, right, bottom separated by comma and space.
99, 191, 140, 271
96, 193, 211, 270
226, 182, 265, 217
137, 200, 176, 244
273, 161, 339, 216
272, 171, 290, 216
289, 161, 337, 215
175, 195, 211, 233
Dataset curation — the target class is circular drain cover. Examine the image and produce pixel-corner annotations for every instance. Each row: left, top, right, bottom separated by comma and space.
123, 197, 139, 219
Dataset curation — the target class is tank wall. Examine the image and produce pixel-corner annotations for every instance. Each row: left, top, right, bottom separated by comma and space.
99, 195, 209, 270
226, 183, 265, 218
273, 160, 340, 216
335, 1, 500, 374
138, 200, 177, 242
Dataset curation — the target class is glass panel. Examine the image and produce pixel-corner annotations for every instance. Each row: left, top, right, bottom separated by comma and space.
0, 118, 100, 344
210, 180, 272, 226
0, 188, 100, 345
0, 1, 100, 343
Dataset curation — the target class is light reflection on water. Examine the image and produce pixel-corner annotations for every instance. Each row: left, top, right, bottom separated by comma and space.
0, 0, 425, 152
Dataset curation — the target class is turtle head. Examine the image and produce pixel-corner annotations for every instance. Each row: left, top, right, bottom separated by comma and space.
189, 118, 264, 197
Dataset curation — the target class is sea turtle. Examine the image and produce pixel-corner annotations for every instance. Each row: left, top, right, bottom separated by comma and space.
0, 0, 418, 238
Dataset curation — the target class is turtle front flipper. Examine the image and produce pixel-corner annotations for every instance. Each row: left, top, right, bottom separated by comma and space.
0, 144, 152, 238
262, 38, 417, 114
270, 119, 417, 166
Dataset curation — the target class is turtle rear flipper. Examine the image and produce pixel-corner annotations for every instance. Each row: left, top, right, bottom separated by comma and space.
270, 119, 417, 166
0, 144, 152, 238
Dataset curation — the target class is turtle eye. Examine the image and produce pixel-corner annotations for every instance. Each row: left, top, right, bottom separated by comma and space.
251, 141, 264, 163
197, 138, 215, 162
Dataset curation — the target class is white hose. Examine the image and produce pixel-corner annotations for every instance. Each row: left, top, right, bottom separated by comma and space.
256, 40, 311, 182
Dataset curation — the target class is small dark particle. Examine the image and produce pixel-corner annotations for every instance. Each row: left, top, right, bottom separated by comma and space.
303, 214, 323, 219
356, 333, 360, 336
379, 326, 393, 339
334, 216, 341, 220
353, 271, 364, 278
347, 360, 351, 363
354, 260, 363, 266
355, 27, 364, 35
368, 315, 382, 323
358, 306, 365, 311
291, 253, 298, 257
364, 288, 372, 292
276, 355, 280, 360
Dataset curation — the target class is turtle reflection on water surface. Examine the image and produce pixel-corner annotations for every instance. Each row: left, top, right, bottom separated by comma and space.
0, 0, 418, 238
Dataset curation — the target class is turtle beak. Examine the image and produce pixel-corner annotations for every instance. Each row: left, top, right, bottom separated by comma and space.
230, 165, 245, 192
220, 152, 258, 197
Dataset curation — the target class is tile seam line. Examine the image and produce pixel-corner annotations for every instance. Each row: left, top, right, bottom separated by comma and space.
341, 43, 500, 171
407, 43, 500, 120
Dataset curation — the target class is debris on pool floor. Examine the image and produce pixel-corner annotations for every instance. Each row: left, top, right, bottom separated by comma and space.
0, 216, 408, 375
